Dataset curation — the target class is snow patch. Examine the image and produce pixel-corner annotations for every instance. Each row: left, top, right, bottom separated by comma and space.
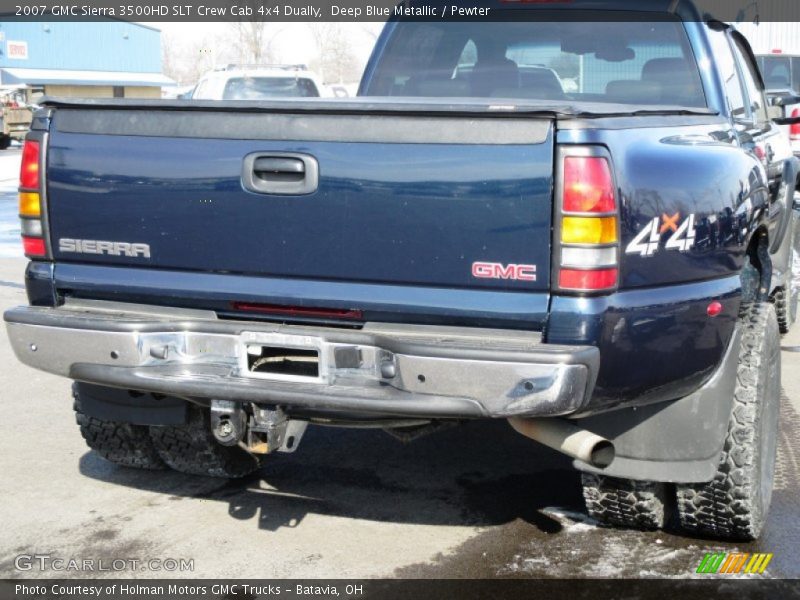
540, 506, 599, 531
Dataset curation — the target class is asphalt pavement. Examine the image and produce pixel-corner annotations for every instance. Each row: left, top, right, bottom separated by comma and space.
0, 148, 798, 580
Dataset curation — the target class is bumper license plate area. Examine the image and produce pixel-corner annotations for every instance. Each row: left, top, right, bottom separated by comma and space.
246, 345, 319, 378
241, 332, 324, 382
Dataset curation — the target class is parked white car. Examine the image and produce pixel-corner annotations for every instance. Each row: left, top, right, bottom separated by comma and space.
191, 64, 328, 100
757, 54, 800, 158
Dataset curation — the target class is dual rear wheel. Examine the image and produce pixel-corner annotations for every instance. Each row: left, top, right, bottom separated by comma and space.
582, 302, 781, 541
75, 390, 263, 479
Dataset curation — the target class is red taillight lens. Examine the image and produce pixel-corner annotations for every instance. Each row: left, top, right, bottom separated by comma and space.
20, 140, 40, 190
563, 156, 616, 214
790, 109, 800, 141
22, 236, 46, 257
559, 268, 618, 291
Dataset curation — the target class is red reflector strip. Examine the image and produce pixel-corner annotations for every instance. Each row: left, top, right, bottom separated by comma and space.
19, 140, 40, 190
558, 268, 618, 291
22, 236, 46, 257
231, 302, 363, 320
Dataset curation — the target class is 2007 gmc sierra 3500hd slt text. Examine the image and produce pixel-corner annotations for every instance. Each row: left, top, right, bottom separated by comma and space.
4, 1, 800, 541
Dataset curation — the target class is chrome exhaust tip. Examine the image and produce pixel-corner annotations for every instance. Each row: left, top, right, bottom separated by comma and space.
508, 417, 615, 469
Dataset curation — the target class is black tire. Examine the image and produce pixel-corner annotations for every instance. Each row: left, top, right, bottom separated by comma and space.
73, 385, 166, 470
581, 473, 667, 530
773, 288, 797, 335
676, 302, 780, 541
149, 404, 263, 478
0, 136, 10, 150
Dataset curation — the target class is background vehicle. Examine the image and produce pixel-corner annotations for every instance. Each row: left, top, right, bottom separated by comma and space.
162, 84, 197, 100
757, 53, 800, 92
754, 53, 800, 325
756, 53, 800, 160
191, 64, 327, 100
0, 85, 34, 149
4, 1, 799, 542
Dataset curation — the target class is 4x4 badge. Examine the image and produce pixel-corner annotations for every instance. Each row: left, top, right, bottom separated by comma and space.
625, 213, 696, 257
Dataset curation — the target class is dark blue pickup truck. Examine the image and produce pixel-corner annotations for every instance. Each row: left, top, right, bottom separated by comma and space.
4, 1, 800, 541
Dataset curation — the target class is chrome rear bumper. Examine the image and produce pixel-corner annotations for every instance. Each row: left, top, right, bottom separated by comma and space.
4, 301, 599, 419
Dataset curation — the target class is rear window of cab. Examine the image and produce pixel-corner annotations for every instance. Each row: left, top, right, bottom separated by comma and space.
222, 77, 320, 100
363, 17, 706, 107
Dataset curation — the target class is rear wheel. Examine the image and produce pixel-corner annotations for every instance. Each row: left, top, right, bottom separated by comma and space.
774, 219, 800, 335
581, 473, 667, 530
773, 288, 797, 335
0, 136, 10, 150
74, 385, 166, 470
149, 404, 263, 478
675, 302, 780, 541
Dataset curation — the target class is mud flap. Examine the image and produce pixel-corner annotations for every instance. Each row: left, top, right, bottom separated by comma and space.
75, 382, 189, 427
572, 327, 741, 483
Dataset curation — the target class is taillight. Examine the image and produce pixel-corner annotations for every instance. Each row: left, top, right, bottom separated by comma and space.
562, 157, 616, 213
18, 191, 41, 217
559, 268, 618, 290
18, 139, 47, 258
561, 216, 618, 245
790, 109, 800, 141
556, 150, 619, 293
20, 140, 40, 189
21, 236, 46, 257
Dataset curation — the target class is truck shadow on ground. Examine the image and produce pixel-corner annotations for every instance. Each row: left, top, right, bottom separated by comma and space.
73, 399, 800, 577
78, 419, 583, 533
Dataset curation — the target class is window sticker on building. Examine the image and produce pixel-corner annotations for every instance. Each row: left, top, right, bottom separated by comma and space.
7, 41, 28, 60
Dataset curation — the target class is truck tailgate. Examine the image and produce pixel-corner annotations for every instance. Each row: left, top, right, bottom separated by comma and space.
46, 106, 554, 294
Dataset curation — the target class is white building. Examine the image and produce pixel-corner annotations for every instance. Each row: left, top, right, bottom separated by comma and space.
737, 22, 800, 56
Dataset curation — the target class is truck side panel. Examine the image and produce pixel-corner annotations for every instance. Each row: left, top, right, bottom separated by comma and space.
549, 120, 770, 410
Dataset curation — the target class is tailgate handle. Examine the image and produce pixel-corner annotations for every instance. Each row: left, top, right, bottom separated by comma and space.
254, 157, 305, 178
242, 152, 319, 195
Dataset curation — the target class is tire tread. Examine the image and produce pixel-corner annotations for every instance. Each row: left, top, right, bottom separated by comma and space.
582, 473, 666, 530
73, 385, 166, 470
149, 405, 262, 478
675, 302, 779, 541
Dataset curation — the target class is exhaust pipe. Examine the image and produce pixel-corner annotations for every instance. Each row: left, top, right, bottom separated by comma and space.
508, 417, 615, 468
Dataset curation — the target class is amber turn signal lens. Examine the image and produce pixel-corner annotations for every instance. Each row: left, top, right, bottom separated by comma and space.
19, 192, 41, 217
561, 216, 617, 245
